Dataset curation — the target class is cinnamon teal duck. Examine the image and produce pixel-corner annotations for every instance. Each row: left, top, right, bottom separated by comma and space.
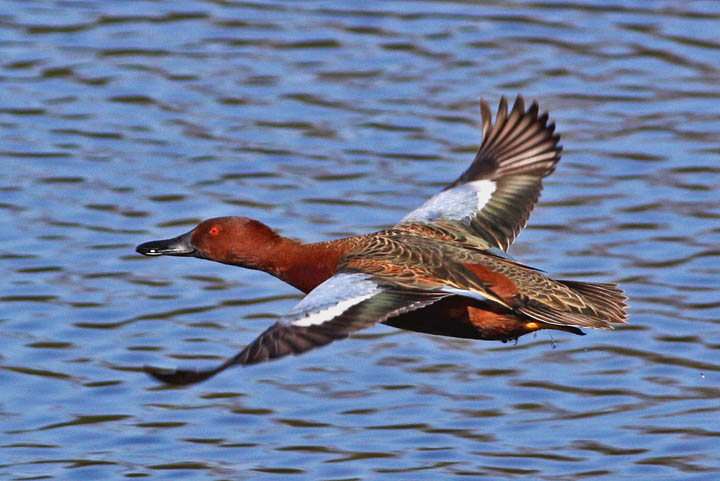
137, 95, 628, 385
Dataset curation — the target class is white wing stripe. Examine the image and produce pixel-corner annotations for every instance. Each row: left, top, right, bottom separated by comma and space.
468, 179, 496, 213
291, 292, 377, 327
284, 272, 384, 327
439, 286, 492, 302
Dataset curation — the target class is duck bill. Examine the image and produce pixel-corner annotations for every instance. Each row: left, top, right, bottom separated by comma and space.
136, 230, 196, 257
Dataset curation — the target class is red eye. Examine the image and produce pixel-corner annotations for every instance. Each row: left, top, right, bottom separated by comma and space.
209, 226, 220, 236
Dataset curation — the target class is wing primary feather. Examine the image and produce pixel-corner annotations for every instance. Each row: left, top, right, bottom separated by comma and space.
144, 287, 449, 385
399, 95, 562, 250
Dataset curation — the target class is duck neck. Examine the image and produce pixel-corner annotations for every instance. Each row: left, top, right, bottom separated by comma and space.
264, 237, 347, 293
197, 218, 348, 294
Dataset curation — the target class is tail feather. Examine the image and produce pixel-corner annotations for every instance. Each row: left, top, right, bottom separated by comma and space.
559, 280, 629, 325
517, 280, 628, 330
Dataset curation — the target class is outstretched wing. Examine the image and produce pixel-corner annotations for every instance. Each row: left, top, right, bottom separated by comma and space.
400, 95, 561, 251
145, 272, 448, 385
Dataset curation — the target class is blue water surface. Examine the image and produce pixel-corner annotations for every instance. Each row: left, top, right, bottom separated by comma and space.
2, 1, 720, 479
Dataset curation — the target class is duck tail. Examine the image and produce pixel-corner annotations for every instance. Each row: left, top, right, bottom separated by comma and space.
559, 280, 629, 327
516, 279, 628, 331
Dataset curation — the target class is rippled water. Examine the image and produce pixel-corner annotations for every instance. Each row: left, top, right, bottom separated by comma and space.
2, 0, 720, 479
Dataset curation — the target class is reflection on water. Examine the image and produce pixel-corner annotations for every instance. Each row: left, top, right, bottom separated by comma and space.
2, 0, 720, 479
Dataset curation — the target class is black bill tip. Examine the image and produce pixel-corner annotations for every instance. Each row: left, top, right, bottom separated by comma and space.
136, 231, 195, 257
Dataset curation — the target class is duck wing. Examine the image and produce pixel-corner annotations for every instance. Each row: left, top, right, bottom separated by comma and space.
145, 272, 448, 385
400, 95, 561, 251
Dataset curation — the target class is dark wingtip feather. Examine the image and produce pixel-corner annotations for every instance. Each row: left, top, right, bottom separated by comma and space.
480, 98, 493, 138
144, 365, 218, 386
497, 95, 509, 119
463, 95, 562, 184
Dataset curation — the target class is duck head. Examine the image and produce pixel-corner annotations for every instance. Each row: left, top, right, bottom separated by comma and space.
136, 216, 282, 269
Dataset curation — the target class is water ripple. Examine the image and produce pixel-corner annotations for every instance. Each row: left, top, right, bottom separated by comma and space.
2, 0, 720, 479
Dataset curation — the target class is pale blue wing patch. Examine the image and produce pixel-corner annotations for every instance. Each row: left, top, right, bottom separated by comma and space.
285, 272, 385, 327
400, 179, 497, 224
